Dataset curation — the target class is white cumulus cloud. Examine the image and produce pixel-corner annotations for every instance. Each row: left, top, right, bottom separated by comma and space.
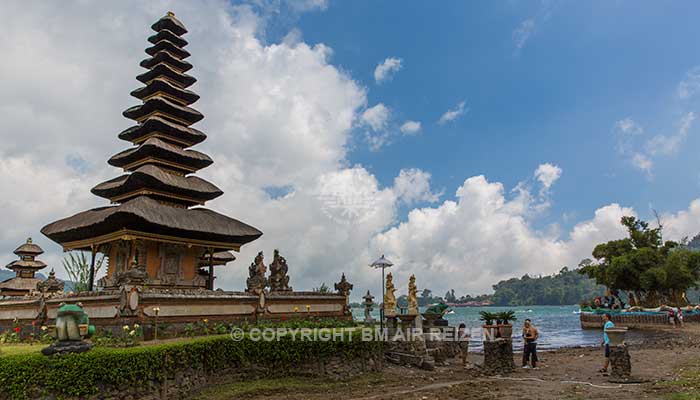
437, 101, 467, 125
400, 120, 421, 135
374, 57, 402, 83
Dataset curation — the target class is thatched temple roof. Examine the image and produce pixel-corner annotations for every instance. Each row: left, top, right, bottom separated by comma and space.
41, 12, 262, 251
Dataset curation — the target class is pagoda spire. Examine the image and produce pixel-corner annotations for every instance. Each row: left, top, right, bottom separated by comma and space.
42, 13, 262, 254
92, 12, 220, 207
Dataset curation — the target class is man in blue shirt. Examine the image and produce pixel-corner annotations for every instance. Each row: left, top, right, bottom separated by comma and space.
599, 313, 614, 373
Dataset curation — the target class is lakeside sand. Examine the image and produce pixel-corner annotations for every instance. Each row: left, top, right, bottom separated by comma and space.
196, 324, 700, 400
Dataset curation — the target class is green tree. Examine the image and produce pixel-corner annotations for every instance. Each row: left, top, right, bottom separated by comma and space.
579, 216, 700, 306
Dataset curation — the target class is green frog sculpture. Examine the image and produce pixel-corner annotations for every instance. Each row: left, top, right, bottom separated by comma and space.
42, 302, 95, 356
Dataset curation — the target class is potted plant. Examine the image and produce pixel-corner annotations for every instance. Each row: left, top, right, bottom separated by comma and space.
496, 310, 517, 338
479, 311, 499, 341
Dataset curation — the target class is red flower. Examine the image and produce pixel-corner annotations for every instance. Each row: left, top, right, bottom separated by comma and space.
281, 316, 287, 321
13, 327, 20, 333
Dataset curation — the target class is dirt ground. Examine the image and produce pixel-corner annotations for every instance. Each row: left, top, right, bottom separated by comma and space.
192, 325, 700, 400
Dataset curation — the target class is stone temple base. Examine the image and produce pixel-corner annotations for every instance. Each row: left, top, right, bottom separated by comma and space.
42, 340, 93, 356
483, 339, 515, 375
609, 345, 632, 382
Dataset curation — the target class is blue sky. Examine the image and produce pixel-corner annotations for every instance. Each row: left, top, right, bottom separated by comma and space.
278, 0, 700, 233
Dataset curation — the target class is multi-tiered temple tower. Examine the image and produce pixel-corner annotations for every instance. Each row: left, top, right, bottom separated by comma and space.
0, 13, 348, 332
41, 12, 262, 291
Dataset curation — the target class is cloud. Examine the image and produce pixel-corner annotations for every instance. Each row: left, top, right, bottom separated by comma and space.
632, 153, 653, 176
437, 101, 467, 125
645, 112, 696, 157
399, 120, 421, 135
374, 57, 403, 84
512, 1, 554, 54
534, 163, 562, 191
613, 112, 696, 176
361, 103, 390, 131
513, 19, 536, 51
678, 66, 700, 99
393, 169, 441, 204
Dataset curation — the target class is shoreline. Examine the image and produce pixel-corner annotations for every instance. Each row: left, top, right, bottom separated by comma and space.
191, 324, 700, 400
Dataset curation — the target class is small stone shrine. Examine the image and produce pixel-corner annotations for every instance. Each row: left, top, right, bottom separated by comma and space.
334, 273, 353, 315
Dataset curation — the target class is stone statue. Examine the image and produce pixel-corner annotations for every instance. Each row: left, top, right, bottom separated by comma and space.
37, 269, 65, 295
334, 273, 354, 316
246, 251, 268, 294
268, 249, 291, 292
384, 272, 397, 317
407, 274, 418, 315
363, 290, 375, 324
41, 302, 95, 355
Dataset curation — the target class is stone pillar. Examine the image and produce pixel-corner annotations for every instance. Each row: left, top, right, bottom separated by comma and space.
483, 339, 515, 375
609, 345, 632, 382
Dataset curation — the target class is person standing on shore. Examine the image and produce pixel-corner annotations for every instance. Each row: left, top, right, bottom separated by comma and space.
457, 323, 469, 366
522, 318, 538, 369
599, 313, 614, 373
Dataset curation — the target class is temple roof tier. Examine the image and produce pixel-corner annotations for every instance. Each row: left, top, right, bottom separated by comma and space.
92, 164, 223, 205
6, 259, 47, 271
41, 196, 263, 251
151, 12, 188, 36
145, 40, 191, 60
118, 116, 206, 147
13, 239, 44, 257
199, 251, 236, 266
136, 63, 196, 88
131, 78, 199, 106
123, 96, 203, 126
140, 51, 193, 73
107, 137, 213, 173
148, 29, 188, 48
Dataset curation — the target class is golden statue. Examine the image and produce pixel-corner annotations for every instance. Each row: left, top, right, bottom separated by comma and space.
407, 274, 418, 315
384, 272, 397, 317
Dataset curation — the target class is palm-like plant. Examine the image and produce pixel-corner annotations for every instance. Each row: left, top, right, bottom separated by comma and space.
62, 252, 104, 292
479, 311, 497, 325
496, 310, 517, 325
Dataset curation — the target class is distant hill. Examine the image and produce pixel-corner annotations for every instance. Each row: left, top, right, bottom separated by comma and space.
491, 267, 605, 306
0, 270, 46, 282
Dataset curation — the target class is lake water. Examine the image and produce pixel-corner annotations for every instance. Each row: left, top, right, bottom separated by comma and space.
353, 305, 610, 351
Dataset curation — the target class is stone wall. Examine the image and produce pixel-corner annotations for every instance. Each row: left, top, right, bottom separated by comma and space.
0, 289, 349, 338
0, 349, 383, 400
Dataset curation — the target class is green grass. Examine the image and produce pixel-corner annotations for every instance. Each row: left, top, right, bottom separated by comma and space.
660, 359, 700, 400
0, 344, 42, 356
190, 374, 386, 400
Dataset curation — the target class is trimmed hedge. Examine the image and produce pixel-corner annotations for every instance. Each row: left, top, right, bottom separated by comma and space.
0, 330, 381, 399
